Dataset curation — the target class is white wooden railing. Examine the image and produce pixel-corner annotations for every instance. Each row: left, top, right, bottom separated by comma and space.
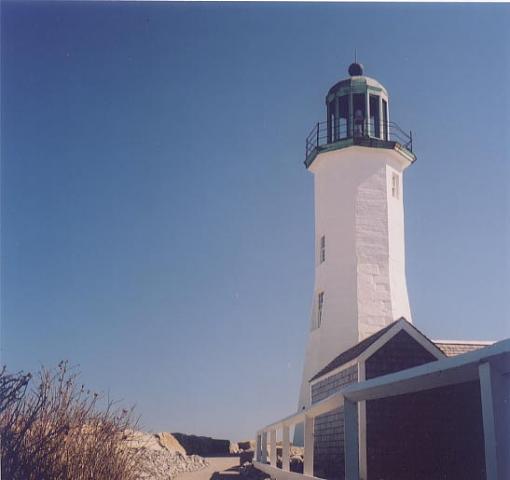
254, 389, 353, 480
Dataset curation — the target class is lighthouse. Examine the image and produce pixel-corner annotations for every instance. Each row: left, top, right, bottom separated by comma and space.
255, 62, 506, 480
297, 62, 416, 420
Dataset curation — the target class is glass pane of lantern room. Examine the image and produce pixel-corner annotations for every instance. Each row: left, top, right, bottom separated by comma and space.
382, 99, 388, 140
333, 98, 339, 141
338, 96, 348, 139
327, 102, 335, 143
369, 95, 380, 138
353, 94, 365, 137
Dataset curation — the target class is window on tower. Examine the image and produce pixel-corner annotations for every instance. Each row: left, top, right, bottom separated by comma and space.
317, 292, 324, 328
319, 235, 326, 263
392, 173, 400, 198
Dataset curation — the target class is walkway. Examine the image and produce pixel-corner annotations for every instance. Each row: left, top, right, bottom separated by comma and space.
177, 456, 268, 480
177, 456, 242, 480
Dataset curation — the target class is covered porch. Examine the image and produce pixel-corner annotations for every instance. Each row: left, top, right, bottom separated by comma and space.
254, 340, 509, 480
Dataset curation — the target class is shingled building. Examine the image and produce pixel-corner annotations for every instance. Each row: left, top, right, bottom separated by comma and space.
309, 318, 493, 480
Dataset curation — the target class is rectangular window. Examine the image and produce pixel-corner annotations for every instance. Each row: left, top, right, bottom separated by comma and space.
392, 173, 400, 198
319, 235, 326, 263
317, 292, 324, 328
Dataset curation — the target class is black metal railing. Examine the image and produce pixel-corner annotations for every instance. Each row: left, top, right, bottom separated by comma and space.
305, 119, 413, 164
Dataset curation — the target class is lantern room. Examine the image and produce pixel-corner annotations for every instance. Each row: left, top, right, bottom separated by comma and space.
326, 62, 389, 142
305, 63, 415, 168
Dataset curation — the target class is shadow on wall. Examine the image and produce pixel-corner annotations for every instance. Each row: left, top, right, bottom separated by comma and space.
172, 433, 232, 456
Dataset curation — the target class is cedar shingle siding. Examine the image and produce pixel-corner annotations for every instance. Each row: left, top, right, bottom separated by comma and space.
312, 365, 357, 480
365, 330, 437, 380
366, 380, 486, 480
311, 365, 358, 403
435, 342, 489, 357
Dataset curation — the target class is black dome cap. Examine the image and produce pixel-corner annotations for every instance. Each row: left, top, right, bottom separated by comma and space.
348, 62, 364, 76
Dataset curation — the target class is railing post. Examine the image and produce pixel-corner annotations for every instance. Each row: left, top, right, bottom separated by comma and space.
344, 398, 360, 480
270, 429, 277, 467
365, 93, 370, 137
303, 415, 314, 476
478, 361, 510, 480
261, 431, 268, 464
409, 130, 413, 151
256, 433, 261, 462
282, 425, 290, 472
316, 122, 319, 148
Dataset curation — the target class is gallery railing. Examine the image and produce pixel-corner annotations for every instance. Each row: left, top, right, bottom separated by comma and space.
305, 119, 413, 166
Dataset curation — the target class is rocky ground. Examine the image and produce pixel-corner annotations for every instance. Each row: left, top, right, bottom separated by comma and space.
125, 431, 209, 480
125, 432, 298, 480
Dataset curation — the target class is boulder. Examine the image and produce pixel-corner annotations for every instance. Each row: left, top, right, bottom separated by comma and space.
125, 430, 163, 451
172, 433, 231, 456
239, 449, 254, 465
290, 445, 304, 457
290, 455, 303, 473
238, 440, 255, 451
156, 432, 187, 455
123, 430, 208, 480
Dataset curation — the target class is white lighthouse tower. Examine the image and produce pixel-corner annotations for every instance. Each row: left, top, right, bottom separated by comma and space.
296, 62, 416, 420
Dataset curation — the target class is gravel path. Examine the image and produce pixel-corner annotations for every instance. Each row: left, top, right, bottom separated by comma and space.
176, 456, 241, 480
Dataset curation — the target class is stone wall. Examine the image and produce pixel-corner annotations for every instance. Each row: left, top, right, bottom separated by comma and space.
355, 165, 394, 339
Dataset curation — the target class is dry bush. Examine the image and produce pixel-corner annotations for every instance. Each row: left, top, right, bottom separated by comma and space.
0, 361, 141, 480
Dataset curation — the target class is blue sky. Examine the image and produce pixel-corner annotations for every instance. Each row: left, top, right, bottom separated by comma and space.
2, 2, 509, 441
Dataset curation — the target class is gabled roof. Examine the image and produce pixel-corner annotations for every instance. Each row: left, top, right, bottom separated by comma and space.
309, 320, 398, 382
309, 318, 445, 383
